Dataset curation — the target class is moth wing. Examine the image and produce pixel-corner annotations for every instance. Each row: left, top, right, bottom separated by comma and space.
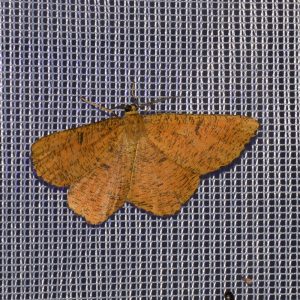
31, 117, 124, 187
143, 114, 259, 175
127, 137, 200, 216
67, 132, 132, 224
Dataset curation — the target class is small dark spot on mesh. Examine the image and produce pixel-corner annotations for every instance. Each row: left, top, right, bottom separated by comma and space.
224, 290, 234, 300
243, 276, 253, 285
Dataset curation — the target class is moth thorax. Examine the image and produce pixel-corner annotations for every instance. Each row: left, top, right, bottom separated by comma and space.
124, 103, 139, 114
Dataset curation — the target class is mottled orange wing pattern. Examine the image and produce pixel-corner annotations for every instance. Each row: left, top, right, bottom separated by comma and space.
32, 111, 259, 224
127, 137, 200, 216
31, 117, 124, 187
143, 114, 259, 175
67, 133, 133, 224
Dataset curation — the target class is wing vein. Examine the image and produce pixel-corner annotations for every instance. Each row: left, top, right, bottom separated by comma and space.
145, 136, 200, 174
127, 140, 140, 198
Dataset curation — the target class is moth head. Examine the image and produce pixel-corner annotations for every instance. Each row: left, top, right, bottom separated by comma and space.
124, 103, 139, 113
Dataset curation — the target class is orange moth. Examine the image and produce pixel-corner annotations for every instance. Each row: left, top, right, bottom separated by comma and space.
32, 86, 259, 224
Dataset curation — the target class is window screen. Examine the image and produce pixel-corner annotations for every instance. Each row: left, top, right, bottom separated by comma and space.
1, 1, 299, 299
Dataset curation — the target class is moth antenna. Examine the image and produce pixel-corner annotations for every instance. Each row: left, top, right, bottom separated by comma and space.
131, 80, 138, 100
80, 97, 118, 117
139, 93, 184, 109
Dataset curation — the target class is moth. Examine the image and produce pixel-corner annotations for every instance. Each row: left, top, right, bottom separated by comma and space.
31, 86, 259, 224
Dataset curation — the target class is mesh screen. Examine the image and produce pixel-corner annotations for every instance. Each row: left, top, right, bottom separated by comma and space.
1, 1, 299, 299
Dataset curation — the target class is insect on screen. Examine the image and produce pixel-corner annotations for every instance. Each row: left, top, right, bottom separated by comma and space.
1, 1, 299, 299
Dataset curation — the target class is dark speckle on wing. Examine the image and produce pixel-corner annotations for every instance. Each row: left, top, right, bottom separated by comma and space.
77, 132, 84, 144
195, 120, 203, 135
158, 157, 167, 163
100, 163, 110, 170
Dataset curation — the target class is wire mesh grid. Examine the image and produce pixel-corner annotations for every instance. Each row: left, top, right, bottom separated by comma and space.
1, 0, 299, 299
